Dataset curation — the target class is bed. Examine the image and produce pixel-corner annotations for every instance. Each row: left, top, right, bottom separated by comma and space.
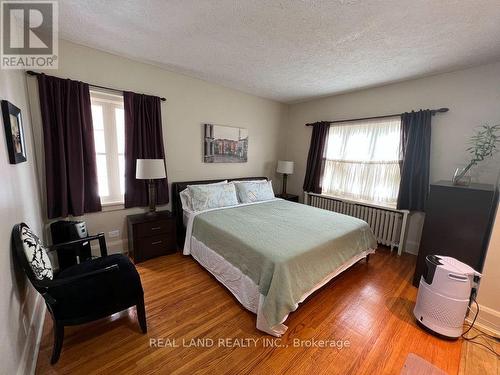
172, 178, 377, 336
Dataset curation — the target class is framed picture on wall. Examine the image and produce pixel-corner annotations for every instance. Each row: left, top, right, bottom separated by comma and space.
203, 123, 248, 163
1, 100, 27, 164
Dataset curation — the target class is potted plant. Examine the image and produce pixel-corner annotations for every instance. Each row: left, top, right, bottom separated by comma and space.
453, 124, 500, 185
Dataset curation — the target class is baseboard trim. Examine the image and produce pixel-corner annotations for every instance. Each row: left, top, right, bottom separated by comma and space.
30, 302, 46, 374
466, 303, 500, 338
17, 294, 46, 375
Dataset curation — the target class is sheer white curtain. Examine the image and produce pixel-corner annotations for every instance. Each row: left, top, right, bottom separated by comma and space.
322, 117, 401, 206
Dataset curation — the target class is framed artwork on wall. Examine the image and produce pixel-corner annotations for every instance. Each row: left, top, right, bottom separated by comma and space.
1, 100, 27, 164
203, 123, 248, 163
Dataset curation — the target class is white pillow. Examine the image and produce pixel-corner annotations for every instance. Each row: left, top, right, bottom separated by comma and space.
232, 179, 268, 184
235, 180, 275, 203
180, 180, 228, 211
188, 182, 239, 211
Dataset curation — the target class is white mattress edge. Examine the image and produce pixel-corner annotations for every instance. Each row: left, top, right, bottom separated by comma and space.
189, 235, 375, 336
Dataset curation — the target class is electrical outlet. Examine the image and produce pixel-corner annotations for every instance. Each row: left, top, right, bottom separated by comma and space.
108, 230, 120, 238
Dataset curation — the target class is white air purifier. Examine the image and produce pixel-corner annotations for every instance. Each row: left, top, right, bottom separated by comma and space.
413, 255, 481, 338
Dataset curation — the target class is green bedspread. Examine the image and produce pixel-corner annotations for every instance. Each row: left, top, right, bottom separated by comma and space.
192, 199, 377, 328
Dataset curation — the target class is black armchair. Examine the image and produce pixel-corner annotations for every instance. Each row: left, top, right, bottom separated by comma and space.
12, 223, 147, 364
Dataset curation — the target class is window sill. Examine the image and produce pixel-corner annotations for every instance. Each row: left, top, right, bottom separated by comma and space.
101, 201, 125, 212
311, 192, 403, 212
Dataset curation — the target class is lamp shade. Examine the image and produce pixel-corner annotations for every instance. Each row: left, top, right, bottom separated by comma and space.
277, 160, 294, 175
136, 159, 166, 179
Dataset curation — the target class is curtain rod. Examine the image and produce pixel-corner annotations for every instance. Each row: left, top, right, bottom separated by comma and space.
305, 107, 449, 126
26, 70, 167, 102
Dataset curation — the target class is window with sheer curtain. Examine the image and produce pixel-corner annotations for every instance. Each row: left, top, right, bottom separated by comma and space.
322, 117, 401, 206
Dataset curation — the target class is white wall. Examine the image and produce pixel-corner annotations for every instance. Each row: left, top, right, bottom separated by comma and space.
285, 62, 500, 253
31, 40, 287, 253
0, 70, 45, 375
473, 204, 500, 334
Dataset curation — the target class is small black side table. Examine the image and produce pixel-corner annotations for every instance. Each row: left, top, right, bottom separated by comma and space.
127, 211, 177, 263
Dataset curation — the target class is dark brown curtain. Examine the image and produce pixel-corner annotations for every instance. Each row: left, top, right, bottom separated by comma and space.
37, 74, 101, 219
397, 110, 432, 211
124, 92, 168, 208
303, 121, 330, 193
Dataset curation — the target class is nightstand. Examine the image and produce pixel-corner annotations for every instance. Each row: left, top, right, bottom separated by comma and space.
276, 193, 299, 202
127, 211, 177, 263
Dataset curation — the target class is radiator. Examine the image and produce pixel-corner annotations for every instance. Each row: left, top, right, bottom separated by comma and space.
304, 192, 410, 255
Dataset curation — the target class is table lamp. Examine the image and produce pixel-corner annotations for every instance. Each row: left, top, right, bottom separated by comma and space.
276, 160, 294, 195
136, 159, 166, 214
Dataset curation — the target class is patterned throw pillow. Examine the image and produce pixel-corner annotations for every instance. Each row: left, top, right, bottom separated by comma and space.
179, 189, 192, 211
180, 180, 228, 212
21, 226, 53, 280
235, 180, 275, 203
188, 182, 239, 211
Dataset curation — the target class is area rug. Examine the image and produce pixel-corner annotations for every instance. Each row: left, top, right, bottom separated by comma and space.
400, 353, 448, 375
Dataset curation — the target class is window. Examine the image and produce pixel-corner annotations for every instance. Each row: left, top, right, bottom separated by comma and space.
90, 90, 125, 204
322, 117, 401, 206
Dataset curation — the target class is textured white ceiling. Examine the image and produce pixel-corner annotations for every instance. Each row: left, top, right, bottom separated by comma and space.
58, 0, 500, 103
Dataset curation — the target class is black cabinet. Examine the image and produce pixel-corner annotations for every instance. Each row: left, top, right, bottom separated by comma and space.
127, 211, 177, 263
413, 181, 498, 286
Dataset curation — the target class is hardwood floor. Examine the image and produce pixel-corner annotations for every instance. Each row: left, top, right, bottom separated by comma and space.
35, 248, 463, 374
459, 329, 499, 375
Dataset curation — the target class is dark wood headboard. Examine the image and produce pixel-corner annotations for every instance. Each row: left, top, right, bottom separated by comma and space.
172, 177, 268, 248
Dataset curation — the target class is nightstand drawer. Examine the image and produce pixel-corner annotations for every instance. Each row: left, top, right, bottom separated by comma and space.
136, 234, 176, 261
136, 219, 174, 238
